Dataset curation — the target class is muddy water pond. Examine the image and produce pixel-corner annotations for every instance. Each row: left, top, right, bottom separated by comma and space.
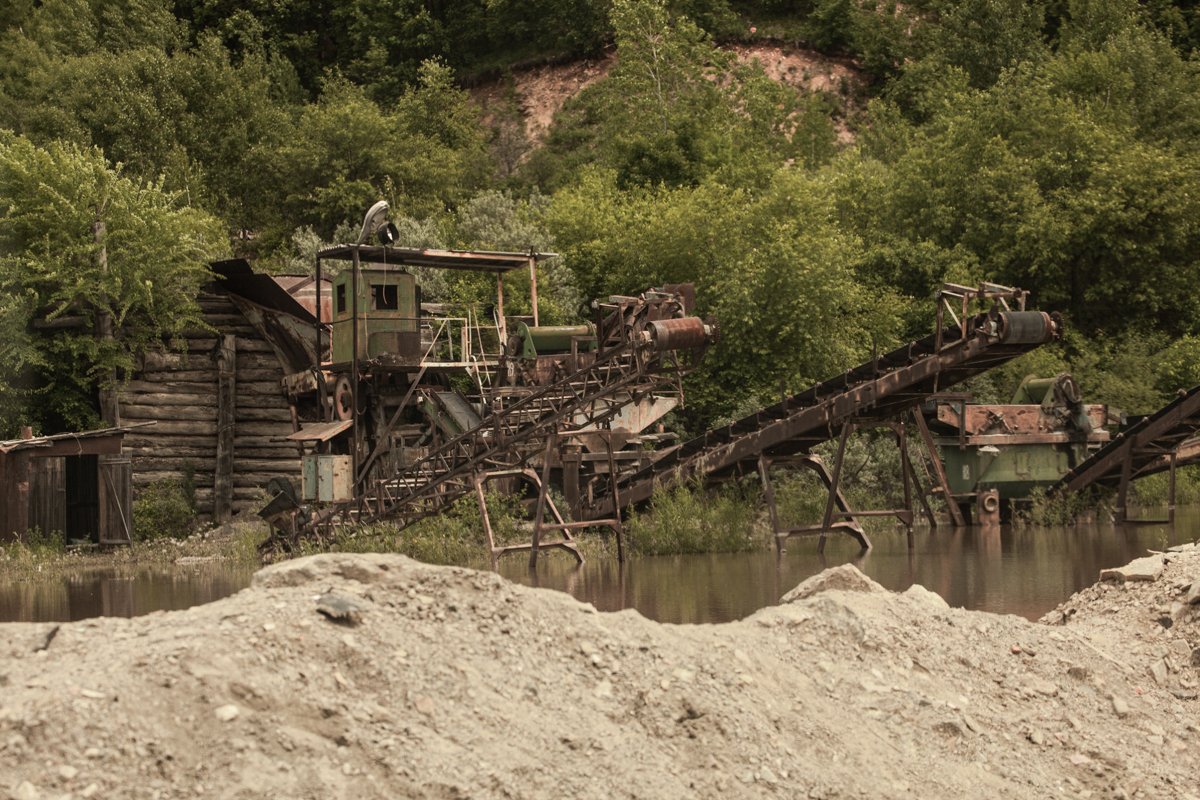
0, 563, 257, 623
2, 512, 1195, 624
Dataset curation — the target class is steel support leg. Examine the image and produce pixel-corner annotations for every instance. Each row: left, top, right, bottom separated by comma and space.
820, 423, 854, 554
912, 409, 966, 528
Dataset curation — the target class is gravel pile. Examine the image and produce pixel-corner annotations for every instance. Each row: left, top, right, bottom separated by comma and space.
2, 546, 1198, 799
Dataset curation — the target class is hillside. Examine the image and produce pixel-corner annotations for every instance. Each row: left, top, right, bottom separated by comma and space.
471, 43, 863, 146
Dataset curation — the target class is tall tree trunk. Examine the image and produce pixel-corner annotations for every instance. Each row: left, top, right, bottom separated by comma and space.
94, 218, 121, 428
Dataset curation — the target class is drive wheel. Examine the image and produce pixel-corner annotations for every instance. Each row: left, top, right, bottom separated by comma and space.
333, 374, 354, 421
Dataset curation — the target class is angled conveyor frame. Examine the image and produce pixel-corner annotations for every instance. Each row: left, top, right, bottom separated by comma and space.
1054, 383, 1200, 523
585, 285, 1063, 550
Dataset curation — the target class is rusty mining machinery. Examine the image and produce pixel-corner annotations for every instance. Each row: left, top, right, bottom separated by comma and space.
1052, 383, 1200, 524
579, 283, 1064, 553
261, 230, 715, 563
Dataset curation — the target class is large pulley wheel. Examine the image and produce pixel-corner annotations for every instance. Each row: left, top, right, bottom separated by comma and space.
333, 374, 354, 421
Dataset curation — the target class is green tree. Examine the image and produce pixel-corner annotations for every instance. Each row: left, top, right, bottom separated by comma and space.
547, 166, 900, 423
0, 134, 227, 433
254, 61, 489, 250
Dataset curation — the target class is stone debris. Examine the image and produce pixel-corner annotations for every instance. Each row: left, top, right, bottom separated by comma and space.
213, 704, 240, 722
780, 563, 885, 601
315, 593, 366, 626
1099, 555, 1165, 583
0, 550, 1197, 799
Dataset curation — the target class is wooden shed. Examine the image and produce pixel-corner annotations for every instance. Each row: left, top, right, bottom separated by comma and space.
117, 260, 322, 522
0, 427, 133, 544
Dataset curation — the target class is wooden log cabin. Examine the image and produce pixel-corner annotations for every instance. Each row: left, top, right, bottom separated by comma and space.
119, 260, 323, 522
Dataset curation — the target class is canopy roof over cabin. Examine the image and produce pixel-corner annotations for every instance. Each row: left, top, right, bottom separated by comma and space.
315, 246, 557, 273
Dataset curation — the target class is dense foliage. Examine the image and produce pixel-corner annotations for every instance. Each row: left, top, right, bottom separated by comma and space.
3, 0, 1200, 434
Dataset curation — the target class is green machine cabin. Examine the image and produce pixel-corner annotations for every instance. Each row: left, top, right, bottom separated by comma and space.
331, 267, 420, 366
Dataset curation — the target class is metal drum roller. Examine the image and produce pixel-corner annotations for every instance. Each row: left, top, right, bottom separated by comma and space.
647, 317, 709, 351
997, 311, 1058, 344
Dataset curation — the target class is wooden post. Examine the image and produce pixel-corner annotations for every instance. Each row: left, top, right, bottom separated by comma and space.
1116, 451, 1134, 523
562, 444, 582, 518
475, 475, 497, 567
819, 423, 853, 554
758, 455, 785, 555
604, 434, 625, 564
529, 433, 557, 568
213, 334, 237, 524
1168, 451, 1178, 525
314, 255, 324, 365
350, 247, 362, 482
496, 273, 506, 344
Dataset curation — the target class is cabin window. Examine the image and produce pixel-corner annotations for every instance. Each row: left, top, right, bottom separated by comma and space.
336, 284, 346, 315
372, 284, 398, 310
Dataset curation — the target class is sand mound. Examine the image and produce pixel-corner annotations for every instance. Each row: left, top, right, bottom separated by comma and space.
2, 549, 1199, 798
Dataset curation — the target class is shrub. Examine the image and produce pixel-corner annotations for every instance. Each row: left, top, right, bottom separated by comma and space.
626, 483, 760, 555
133, 479, 197, 541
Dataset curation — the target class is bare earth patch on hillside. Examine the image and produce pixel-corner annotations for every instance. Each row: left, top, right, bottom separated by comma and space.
2, 543, 1200, 798
472, 43, 863, 148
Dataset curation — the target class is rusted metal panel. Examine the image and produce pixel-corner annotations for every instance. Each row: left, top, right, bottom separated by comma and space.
0, 427, 130, 455
315, 246, 557, 274
934, 404, 1108, 436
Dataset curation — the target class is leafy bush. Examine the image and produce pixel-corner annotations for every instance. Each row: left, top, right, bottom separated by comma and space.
299, 492, 536, 566
133, 479, 197, 541
1015, 486, 1106, 527
627, 483, 760, 555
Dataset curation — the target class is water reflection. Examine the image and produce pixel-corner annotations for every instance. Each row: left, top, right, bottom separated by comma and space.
501, 511, 1197, 623
0, 564, 256, 623
2, 511, 1195, 625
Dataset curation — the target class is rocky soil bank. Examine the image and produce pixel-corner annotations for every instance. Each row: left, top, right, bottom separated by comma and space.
2, 544, 1200, 799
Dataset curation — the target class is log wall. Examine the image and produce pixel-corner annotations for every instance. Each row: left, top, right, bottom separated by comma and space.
119, 290, 301, 518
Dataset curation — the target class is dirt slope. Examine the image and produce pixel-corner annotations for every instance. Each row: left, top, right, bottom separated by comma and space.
1, 547, 1199, 799
471, 43, 863, 147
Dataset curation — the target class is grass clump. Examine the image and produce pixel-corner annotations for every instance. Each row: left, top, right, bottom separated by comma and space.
626, 483, 760, 556
299, 492, 534, 566
0, 527, 66, 573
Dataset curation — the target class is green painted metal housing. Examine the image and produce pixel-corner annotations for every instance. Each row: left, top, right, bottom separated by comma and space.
929, 374, 1111, 502
330, 268, 419, 365
514, 322, 596, 358
939, 441, 1090, 500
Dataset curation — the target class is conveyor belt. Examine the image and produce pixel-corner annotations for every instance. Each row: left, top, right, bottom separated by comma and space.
1055, 384, 1200, 493
585, 310, 1061, 519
